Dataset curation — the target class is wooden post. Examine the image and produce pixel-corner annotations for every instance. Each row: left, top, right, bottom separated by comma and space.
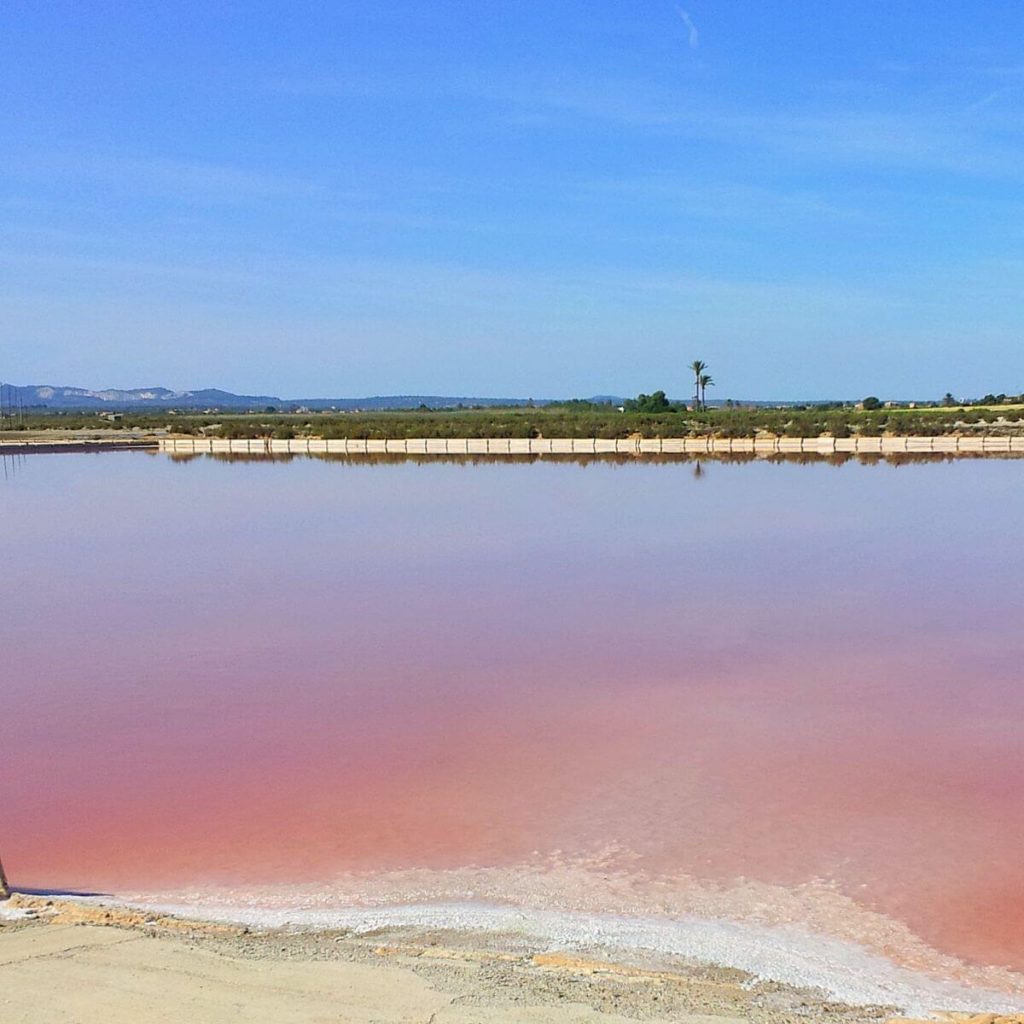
0, 852, 10, 899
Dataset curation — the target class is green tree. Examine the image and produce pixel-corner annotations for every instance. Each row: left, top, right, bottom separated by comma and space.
690, 360, 708, 410
862, 396, 882, 410
626, 390, 671, 413
699, 373, 714, 409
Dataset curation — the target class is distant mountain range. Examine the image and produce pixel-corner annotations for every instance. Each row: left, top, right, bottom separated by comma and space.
0, 385, 280, 410
0, 383, 591, 412
2, 382, 846, 412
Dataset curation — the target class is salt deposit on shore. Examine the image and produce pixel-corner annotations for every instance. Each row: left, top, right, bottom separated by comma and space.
68, 895, 1024, 1018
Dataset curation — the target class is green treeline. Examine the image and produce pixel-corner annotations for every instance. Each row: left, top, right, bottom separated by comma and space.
7, 401, 1024, 440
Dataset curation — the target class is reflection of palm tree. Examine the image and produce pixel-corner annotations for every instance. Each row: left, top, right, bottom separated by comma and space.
0, 852, 9, 900
690, 360, 707, 410
699, 373, 714, 409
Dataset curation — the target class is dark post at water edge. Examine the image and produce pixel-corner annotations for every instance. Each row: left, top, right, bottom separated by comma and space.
0, 852, 9, 899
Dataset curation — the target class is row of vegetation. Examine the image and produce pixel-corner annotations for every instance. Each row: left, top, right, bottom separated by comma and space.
4, 359, 1022, 439
5, 400, 1024, 440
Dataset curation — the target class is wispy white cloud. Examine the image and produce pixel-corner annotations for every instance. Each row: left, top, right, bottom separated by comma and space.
109, 156, 326, 204
0, 242, 879, 320
8, 151, 327, 206
970, 88, 1006, 110
498, 73, 1024, 177
5, 237, 1023, 397
675, 6, 699, 49
0, 249, 270, 292
577, 178, 868, 223
257, 59, 1024, 181
979, 64, 1024, 78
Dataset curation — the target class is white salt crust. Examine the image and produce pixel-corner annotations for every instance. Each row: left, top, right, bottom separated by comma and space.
104, 898, 1024, 1017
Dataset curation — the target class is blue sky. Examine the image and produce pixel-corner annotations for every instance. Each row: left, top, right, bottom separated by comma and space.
2, 1, 1023, 400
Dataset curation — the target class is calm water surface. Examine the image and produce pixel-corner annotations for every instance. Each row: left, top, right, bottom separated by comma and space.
3, 453, 1023, 972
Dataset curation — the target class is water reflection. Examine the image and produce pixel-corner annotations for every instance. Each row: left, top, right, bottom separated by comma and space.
164, 450, 1024, 468
0, 451, 27, 480
3, 454, 1024, 973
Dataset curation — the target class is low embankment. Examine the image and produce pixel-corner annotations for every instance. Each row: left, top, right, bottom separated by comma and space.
0, 438, 158, 455
160, 435, 1024, 456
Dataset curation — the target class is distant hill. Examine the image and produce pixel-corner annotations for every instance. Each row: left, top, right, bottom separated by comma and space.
294, 395, 548, 411
0, 383, 566, 412
0, 384, 282, 410
0, 384, 865, 412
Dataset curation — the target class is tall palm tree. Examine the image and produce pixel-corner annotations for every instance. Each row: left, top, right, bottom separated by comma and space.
699, 373, 714, 409
689, 360, 707, 410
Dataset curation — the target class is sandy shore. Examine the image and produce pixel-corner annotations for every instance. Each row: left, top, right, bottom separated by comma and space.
0, 894, 881, 1024
1, 895, 1017, 1024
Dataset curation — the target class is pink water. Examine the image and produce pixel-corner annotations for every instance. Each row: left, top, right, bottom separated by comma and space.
3, 453, 1023, 976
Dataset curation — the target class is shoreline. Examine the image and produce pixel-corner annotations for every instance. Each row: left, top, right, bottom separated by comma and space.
159, 435, 1024, 457
3, 433, 1024, 460
0, 893, 910, 1024
0, 437, 159, 454
4, 891, 1023, 1020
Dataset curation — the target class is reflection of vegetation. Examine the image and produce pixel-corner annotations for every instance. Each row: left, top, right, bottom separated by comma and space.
165, 450, 1024, 469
